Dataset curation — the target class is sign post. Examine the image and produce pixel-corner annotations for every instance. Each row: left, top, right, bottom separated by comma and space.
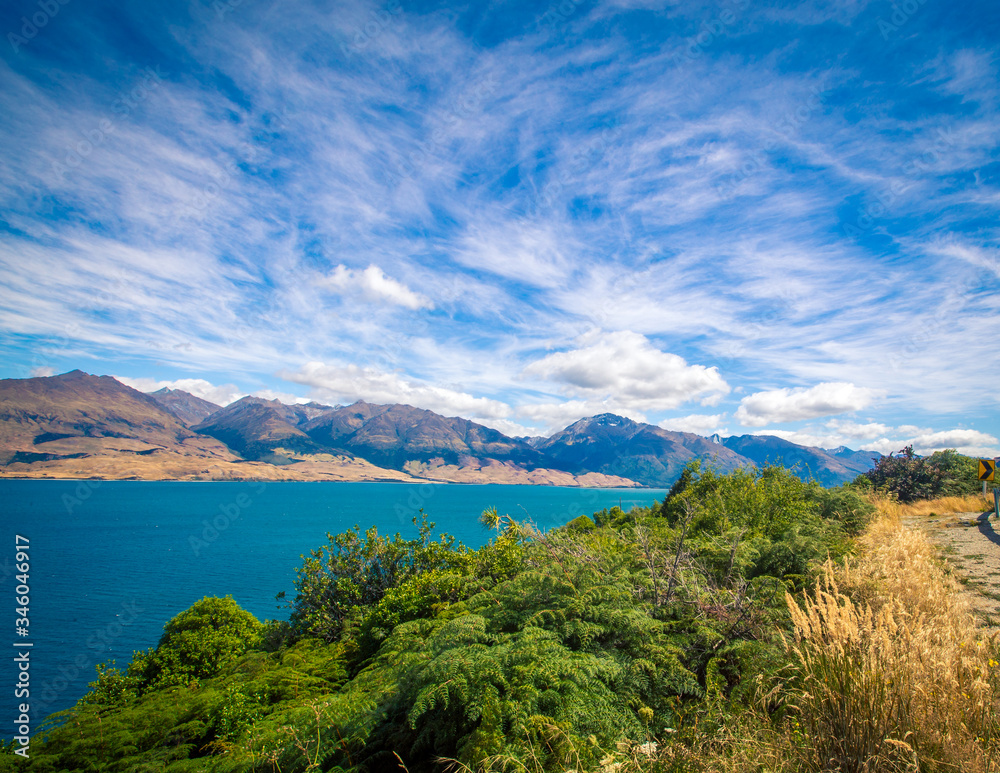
979, 459, 998, 517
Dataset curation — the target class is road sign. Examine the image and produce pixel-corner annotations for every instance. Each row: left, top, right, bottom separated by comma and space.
980, 459, 996, 482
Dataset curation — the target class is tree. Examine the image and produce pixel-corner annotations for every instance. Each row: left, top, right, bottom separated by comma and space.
290, 512, 467, 643
134, 595, 263, 689
861, 446, 976, 503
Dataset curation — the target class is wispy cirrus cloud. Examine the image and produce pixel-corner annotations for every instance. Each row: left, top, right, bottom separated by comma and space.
0, 0, 996, 448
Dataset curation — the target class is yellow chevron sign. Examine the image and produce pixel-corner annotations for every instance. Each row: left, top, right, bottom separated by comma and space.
980, 459, 996, 481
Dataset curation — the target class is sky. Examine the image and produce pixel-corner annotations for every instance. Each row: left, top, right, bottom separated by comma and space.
1, 0, 998, 456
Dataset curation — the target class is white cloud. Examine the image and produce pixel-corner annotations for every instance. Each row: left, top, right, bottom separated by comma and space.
114, 376, 244, 407
735, 382, 881, 427
900, 429, 998, 458
659, 413, 726, 435
761, 429, 848, 450
929, 241, 1000, 279
760, 424, 998, 458
322, 265, 433, 310
252, 389, 314, 405
824, 420, 894, 440
523, 330, 730, 412
30, 366, 55, 377
1, 2, 998, 454
454, 224, 572, 289
476, 417, 543, 438
281, 361, 510, 420
515, 399, 635, 436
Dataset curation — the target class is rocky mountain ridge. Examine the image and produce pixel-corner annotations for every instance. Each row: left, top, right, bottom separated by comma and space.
0, 371, 879, 486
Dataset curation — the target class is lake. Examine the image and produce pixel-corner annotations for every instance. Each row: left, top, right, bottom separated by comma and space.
0, 480, 668, 726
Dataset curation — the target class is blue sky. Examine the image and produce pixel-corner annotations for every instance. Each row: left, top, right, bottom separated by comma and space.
1, 0, 998, 455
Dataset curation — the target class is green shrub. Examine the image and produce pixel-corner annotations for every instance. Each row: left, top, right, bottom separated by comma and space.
135, 595, 263, 690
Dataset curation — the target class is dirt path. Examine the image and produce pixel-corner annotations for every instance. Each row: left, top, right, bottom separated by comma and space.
904, 509, 1000, 629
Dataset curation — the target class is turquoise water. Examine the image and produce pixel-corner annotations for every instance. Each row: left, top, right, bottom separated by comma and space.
0, 480, 667, 726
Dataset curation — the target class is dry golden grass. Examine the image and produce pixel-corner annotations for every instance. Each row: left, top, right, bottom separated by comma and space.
895, 494, 993, 518
605, 496, 1000, 773
783, 504, 1000, 772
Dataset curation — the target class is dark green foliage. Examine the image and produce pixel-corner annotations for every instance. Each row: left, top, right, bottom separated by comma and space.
566, 514, 596, 531
809, 484, 876, 535
28, 464, 861, 772
138, 595, 265, 690
861, 446, 981, 503
290, 512, 470, 643
926, 448, 982, 497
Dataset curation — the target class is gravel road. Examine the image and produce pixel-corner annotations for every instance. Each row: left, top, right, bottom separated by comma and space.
907, 509, 1000, 629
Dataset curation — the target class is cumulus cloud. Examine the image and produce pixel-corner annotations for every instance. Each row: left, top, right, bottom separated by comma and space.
281, 361, 510, 420
29, 366, 55, 377
322, 265, 433, 310
476, 417, 544, 438
735, 382, 881, 427
114, 376, 245, 406
515, 400, 636, 436
659, 414, 727, 435
522, 331, 730, 413
757, 424, 999, 458
863, 429, 1000, 458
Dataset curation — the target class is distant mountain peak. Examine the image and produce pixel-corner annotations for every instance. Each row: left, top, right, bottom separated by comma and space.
147, 388, 221, 427
568, 413, 636, 430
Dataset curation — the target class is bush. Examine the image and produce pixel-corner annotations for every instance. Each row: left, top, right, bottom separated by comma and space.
134, 595, 263, 690
810, 485, 876, 535
863, 446, 981, 503
290, 512, 469, 643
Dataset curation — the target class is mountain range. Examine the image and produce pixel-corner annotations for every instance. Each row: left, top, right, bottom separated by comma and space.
0, 370, 879, 487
